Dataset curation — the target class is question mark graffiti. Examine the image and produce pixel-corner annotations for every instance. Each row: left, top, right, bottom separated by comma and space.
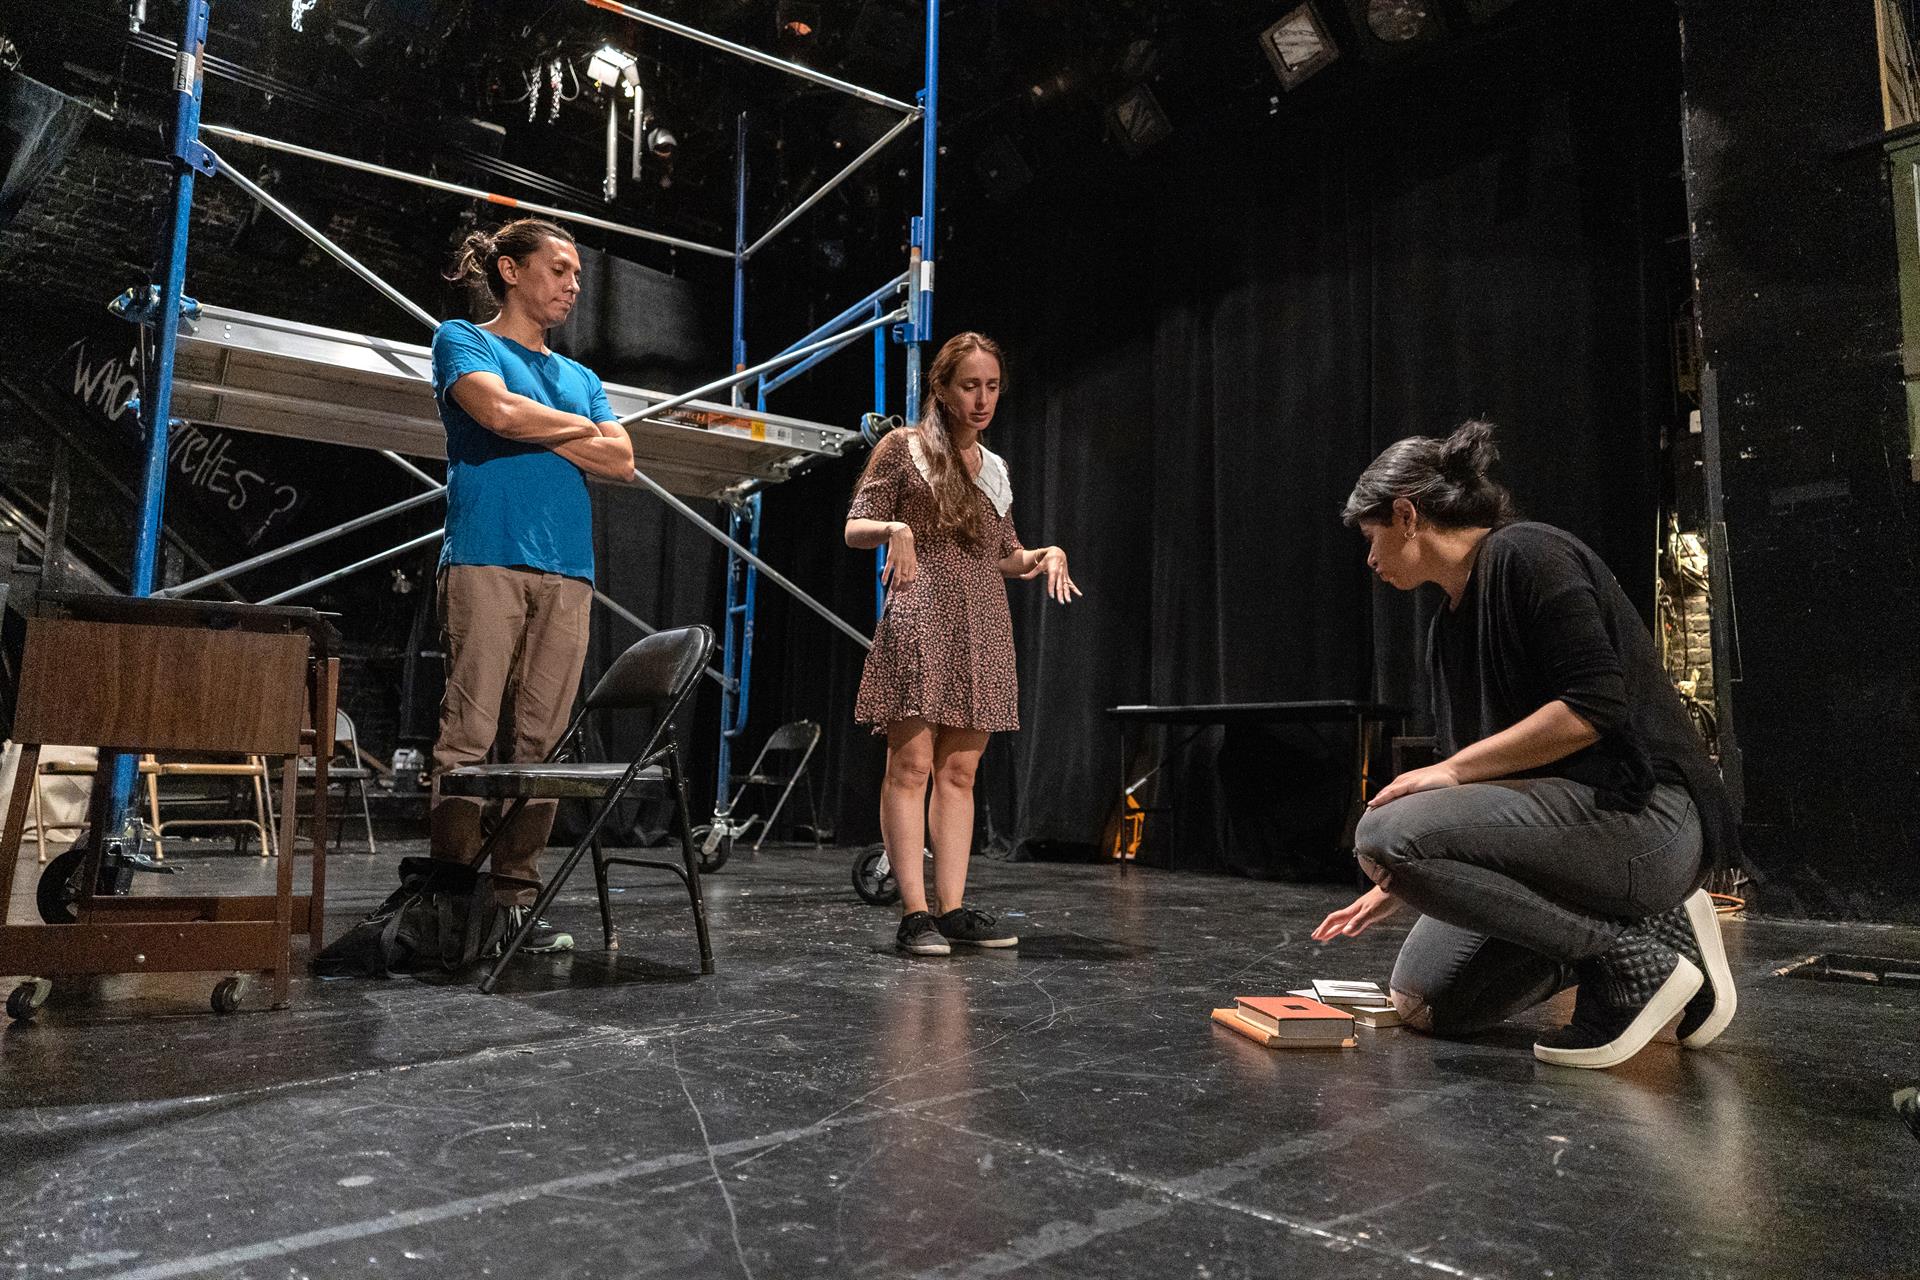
247, 484, 302, 546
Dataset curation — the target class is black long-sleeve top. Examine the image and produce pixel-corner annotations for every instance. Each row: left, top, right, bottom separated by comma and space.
1428, 522, 1738, 872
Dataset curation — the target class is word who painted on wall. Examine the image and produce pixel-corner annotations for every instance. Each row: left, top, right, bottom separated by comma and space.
63, 332, 302, 545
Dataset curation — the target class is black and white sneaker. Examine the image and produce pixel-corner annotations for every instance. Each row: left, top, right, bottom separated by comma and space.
934, 905, 1018, 948
1534, 930, 1702, 1069
897, 911, 951, 956
1640, 889, 1737, 1049
495, 905, 574, 956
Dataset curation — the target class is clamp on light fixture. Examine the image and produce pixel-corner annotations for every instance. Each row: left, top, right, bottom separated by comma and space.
587, 45, 641, 200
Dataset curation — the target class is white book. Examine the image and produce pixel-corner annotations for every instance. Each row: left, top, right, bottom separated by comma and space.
1292, 985, 1402, 1028
1312, 979, 1387, 1006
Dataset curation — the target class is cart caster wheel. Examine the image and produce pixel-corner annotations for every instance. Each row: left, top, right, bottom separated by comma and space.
852, 846, 900, 906
37, 846, 92, 924
694, 824, 731, 875
211, 976, 249, 1015
7, 979, 51, 1022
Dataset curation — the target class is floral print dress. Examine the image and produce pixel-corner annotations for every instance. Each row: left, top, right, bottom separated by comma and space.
849, 429, 1024, 733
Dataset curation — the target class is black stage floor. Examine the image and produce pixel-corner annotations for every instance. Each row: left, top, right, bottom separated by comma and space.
4, 841, 1917, 1279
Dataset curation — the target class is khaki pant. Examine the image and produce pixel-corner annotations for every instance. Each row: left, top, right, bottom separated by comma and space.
430, 564, 593, 906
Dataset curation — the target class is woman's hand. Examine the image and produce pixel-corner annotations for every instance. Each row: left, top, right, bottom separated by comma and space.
1365, 762, 1461, 809
1311, 886, 1403, 941
1020, 547, 1082, 604
880, 522, 918, 591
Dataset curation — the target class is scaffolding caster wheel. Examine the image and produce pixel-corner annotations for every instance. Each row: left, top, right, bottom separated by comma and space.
693, 824, 731, 875
211, 975, 249, 1015
852, 846, 899, 907
7, 979, 51, 1022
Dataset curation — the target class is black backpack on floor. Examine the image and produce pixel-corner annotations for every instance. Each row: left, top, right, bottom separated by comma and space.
313, 856, 507, 978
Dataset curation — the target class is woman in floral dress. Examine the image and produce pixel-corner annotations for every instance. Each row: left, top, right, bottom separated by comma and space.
844, 332, 1081, 956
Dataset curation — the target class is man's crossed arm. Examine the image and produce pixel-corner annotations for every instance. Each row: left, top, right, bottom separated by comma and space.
449, 371, 636, 481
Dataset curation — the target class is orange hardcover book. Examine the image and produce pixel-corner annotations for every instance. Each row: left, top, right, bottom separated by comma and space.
1234, 995, 1355, 1045
1211, 1006, 1355, 1050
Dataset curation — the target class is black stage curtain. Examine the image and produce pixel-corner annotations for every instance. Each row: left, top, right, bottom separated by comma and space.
740, 4, 1678, 873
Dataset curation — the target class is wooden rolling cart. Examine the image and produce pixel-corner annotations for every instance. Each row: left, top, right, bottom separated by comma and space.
0, 595, 338, 1017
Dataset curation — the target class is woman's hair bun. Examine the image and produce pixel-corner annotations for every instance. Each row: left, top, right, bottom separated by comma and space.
1439, 418, 1499, 481
1341, 417, 1518, 529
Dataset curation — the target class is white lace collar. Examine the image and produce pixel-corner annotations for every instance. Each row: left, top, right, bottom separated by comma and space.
905, 431, 1012, 517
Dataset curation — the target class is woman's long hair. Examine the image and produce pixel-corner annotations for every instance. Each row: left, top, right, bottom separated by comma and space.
856, 331, 1006, 549
1340, 418, 1518, 529
446, 217, 575, 311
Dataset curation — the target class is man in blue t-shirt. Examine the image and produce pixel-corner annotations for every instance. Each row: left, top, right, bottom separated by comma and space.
429, 217, 635, 954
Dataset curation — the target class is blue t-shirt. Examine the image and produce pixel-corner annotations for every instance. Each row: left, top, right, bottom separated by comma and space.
431, 320, 611, 581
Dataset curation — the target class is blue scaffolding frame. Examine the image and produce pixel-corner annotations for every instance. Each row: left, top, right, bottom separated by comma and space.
110, 0, 944, 841
707, 0, 941, 850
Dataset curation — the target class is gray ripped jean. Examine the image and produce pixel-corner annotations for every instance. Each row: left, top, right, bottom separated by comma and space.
1352, 777, 1702, 1037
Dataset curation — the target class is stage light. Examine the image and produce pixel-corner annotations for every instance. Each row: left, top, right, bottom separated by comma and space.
777, 2, 820, 39
588, 46, 642, 202
975, 135, 1031, 202
644, 121, 677, 158
1106, 84, 1171, 158
777, 1, 821, 63
1366, 0, 1437, 42
587, 44, 638, 93
1261, 3, 1340, 92
1338, 0, 1445, 57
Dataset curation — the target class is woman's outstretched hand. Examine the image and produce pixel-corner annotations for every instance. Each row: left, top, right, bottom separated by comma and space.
881, 522, 918, 591
1021, 546, 1082, 604
1365, 762, 1461, 809
1311, 886, 1402, 941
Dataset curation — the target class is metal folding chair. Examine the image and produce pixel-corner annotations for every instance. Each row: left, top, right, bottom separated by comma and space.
154, 754, 277, 858
736, 719, 824, 852
436, 625, 716, 993
292, 710, 378, 854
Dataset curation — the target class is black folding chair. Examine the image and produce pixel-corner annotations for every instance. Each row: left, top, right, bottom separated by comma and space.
437, 625, 716, 993
734, 719, 824, 852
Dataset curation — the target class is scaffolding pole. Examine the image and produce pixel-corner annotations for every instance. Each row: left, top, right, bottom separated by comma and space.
155, 486, 446, 598
615, 308, 905, 429
758, 271, 908, 400
110, 0, 212, 831
210, 147, 440, 329
578, 0, 916, 114
744, 111, 923, 259
202, 124, 732, 258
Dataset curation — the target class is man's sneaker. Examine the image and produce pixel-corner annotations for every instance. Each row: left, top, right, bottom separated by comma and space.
496, 905, 574, 956
897, 911, 951, 956
1640, 889, 1737, 1049
1534, 929, 1701, 1069
934, 905, 1018, 948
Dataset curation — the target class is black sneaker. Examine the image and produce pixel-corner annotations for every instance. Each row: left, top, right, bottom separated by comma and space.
1639, 889, 1737, 1048
1534, 929, 1701, 1069
897, 910, 951, 956
934, 905, 1018, 948
495, 905, 574, 956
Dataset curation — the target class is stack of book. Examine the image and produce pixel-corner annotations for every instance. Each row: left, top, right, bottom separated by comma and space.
1289, 979, 1403, 1028
1210, 995, 1355, 1049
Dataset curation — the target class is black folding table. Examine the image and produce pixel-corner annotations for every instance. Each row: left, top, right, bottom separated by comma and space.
1103, 700, 1407, 870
